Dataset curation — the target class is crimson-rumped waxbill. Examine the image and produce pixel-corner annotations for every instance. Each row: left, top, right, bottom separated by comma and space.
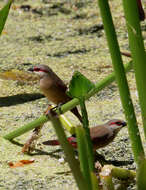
28, 64, 82, 123
43, 119, 127, 150
22, 65, 82, 153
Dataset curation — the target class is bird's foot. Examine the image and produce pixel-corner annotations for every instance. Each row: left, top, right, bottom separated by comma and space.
44, 103, 64, 116
53, 103, 64, 114
44, 104, 56, 115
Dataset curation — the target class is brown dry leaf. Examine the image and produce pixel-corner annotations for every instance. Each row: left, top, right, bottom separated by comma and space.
8, 159, 35, 168
0, 70, 39, 84
19, 159, 35, 164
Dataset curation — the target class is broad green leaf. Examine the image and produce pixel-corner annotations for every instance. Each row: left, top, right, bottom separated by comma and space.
0, 0, 12, 36
68, 71, 95, 98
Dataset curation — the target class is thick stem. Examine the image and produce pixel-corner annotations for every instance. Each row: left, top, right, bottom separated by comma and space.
79, 98, 94, 172
122, 0, 146, 139
48, 113, 89, 190
97, 0, 145, 164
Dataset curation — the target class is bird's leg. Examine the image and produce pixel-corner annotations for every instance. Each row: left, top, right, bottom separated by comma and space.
50, 103, 63, 115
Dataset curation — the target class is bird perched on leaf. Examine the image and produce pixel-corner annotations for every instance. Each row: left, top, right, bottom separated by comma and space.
28, 64, 82, 123
43, 119, 127, 150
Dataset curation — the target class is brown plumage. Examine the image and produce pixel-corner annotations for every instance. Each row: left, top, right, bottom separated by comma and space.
28, 64, 82, 123
43, 119, 127, 150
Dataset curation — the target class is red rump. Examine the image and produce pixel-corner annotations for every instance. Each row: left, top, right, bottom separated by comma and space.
43, 137, 77, 148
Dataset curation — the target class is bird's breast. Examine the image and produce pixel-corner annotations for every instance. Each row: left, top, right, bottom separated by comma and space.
40, 85, 69, 104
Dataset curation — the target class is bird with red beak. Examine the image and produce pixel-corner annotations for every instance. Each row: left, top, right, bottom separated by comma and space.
22, 64, 82, 153
43, 119, 127, 150
28, 64, 82, 123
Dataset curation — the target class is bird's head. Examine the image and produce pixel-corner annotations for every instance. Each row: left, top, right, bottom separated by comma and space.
106, 119, 127, 134
28, 64, 52, 78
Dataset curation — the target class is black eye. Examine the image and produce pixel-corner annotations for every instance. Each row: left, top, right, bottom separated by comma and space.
34, 67, 40, 71
115, 121, 122, 125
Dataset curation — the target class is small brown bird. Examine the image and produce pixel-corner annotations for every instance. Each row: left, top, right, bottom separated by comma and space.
28, 64, 82, 123
43, 119, 127, 150
22, 65, 82, 153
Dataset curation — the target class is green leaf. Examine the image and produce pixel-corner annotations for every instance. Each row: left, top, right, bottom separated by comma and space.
0, 0, 12, 36
68, 71, 95, 98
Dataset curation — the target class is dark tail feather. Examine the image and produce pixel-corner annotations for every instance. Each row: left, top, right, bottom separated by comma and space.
43, 136, 77, 148
121, 51, 131, 58
137, 0, 145, 21
43, 140, 60, 146
71, 107, 82, 123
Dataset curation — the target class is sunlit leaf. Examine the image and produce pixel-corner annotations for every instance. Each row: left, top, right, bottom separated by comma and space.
0, 0, 12, 36
68, 71, 95, 98
0, 69, 39, 84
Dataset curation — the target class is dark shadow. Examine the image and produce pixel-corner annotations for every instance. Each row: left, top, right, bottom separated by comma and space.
0, 93, 44, 107
10, 140, 133, 167
47, 48, 91, 58
94, 152, 134, 167
28, 149, 62, 159
10, 140, 62, 159
10, 140, 24, 147
106, 159, 134, 166
55, 171, 71, 175
28, 35, 63, 43
77, 24, 104, 35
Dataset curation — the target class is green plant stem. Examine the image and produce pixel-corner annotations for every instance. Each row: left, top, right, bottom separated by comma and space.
48, 112, 88, 190
59, 115, 76, 134
97, 0, 144, 164
90, 172, 100, 190
100, 174, 115, 190
79, 98, 94, 172
137, 157, 146, 190
102, 165, 136, 180
4, 115, 48, 140
122, 0, 146, 139
76, 127, 92, 190
100, 165, 136, 189
3, 61, 132, 140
